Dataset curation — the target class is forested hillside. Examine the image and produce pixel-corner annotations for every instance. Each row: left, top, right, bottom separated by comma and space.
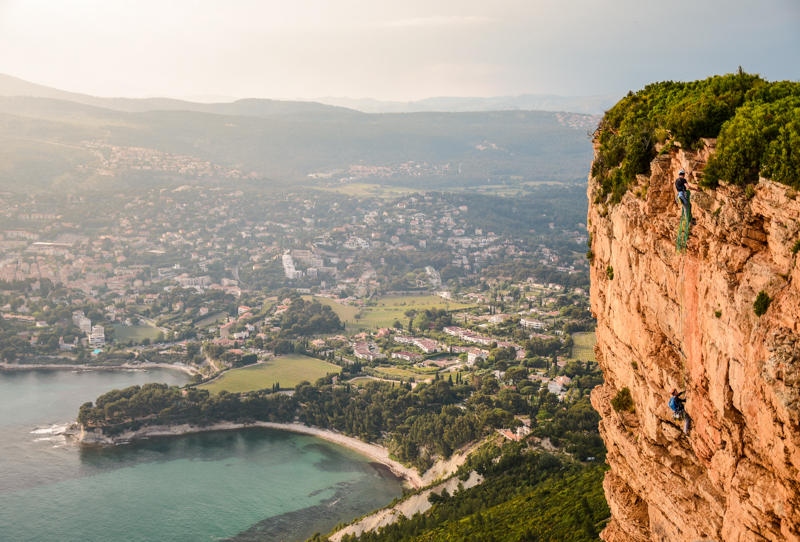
0, 93, 593, 192
332, 444, 609, 542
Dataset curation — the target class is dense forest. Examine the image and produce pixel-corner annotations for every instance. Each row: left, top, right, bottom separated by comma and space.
278, 298, 344, 337
593, 71, 800, 204
77, 384, 295, 432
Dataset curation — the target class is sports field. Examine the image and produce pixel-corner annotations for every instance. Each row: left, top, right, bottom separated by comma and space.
350, 295, 475, 330
571, 332, 597, 362
198, 354, 340, 394
114, 324, 161, 343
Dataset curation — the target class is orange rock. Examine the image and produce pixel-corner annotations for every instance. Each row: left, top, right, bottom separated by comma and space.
588, 140, 800, 542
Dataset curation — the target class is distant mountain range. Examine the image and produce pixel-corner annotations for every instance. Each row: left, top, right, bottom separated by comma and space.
0, 73, 601, 193
313, 94, 621, 115
0, 73, 349, 117
1, 73, 619, 116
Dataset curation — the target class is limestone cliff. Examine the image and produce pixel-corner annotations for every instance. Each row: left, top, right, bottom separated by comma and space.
588, 140, 800, 541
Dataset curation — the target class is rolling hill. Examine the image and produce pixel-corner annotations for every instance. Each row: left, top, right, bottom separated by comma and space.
0, 75, 597, 193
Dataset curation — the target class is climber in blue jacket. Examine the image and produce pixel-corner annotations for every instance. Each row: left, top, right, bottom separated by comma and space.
669, 388, 690, 434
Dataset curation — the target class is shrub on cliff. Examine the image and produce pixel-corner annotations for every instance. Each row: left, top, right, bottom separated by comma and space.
753, 291, 772, 317
592, 70, 800, 203
704, 93, 800, 189
611, 387, 635, 413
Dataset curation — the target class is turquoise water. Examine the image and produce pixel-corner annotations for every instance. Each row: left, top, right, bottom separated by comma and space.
0, 370, 402, 542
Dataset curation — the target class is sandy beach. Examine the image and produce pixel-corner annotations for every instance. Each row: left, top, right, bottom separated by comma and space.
66, 421, 423, 488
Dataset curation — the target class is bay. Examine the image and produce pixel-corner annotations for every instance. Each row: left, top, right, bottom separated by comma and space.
0, 369, 402, 542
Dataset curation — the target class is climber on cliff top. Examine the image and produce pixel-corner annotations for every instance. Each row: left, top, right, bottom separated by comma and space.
675, 170, 697, 226
669, 388, 691, 434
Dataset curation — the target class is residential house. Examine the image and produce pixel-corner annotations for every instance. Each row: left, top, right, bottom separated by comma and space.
392, 351, 422, 362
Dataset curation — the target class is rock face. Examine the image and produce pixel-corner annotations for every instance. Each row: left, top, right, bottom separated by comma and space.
588, 141, 800, 542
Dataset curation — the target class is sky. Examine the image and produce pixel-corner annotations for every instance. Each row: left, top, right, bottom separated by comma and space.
0, 0, 798, 101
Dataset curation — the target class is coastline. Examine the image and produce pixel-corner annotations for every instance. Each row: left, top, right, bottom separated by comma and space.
0, 361, 198, 376
65, 421, 423, 488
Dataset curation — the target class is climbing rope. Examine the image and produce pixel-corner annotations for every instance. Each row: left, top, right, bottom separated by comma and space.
675, 190, 691, 389
678, 255, 686, 390
676, 191, 692, 253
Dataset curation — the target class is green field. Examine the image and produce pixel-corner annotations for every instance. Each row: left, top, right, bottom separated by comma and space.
345, 376, 380, 386
373, 366, 420, 379
317, 183, 418, 198
195, 311, 228, 328
114, 324, 161, 343
301, 296, 360, 323
571, 332, 597, 362
198, 354, 340, 394
350, 295, 475, 330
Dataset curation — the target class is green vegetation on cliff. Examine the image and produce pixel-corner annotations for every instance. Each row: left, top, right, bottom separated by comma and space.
593, 70, 800, 204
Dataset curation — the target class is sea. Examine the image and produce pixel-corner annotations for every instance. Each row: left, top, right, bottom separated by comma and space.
0, 369, 403, 542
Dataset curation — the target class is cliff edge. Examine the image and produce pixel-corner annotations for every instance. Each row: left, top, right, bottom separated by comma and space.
588, 141, 800, 541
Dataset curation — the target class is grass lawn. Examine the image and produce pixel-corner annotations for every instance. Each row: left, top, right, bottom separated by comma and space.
198, 354, 340, 394
317, 183, 418, 199
195, 311, 228, 328
571, 332, 597, 362
114, 324, 161, 343
350, 294, 476, 330
374, 366, 419, 379
301, 296, 360, 323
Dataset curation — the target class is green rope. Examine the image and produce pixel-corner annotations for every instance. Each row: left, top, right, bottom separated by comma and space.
676, 191, 692, 253
678, 256, 686, 389
675, 191, 691, 389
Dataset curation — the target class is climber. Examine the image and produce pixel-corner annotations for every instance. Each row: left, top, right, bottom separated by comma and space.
675, 170, 696, 226
668, 388, 691, 434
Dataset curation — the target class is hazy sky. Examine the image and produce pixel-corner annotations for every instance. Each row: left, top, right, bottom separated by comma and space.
0, 0, 798, 101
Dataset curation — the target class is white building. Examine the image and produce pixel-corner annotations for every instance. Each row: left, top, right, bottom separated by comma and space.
467, 349, 488, 365
89, 325, 105, 347
520, 318, 546, 330
72, 310, 85, 326
177, 275, 212, 287
79, 317, 93, 334
282, 254, 303, 279
547, 381, 563, 395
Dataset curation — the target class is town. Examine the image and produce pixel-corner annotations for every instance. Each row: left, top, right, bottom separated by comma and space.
0, 182, 596, 426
